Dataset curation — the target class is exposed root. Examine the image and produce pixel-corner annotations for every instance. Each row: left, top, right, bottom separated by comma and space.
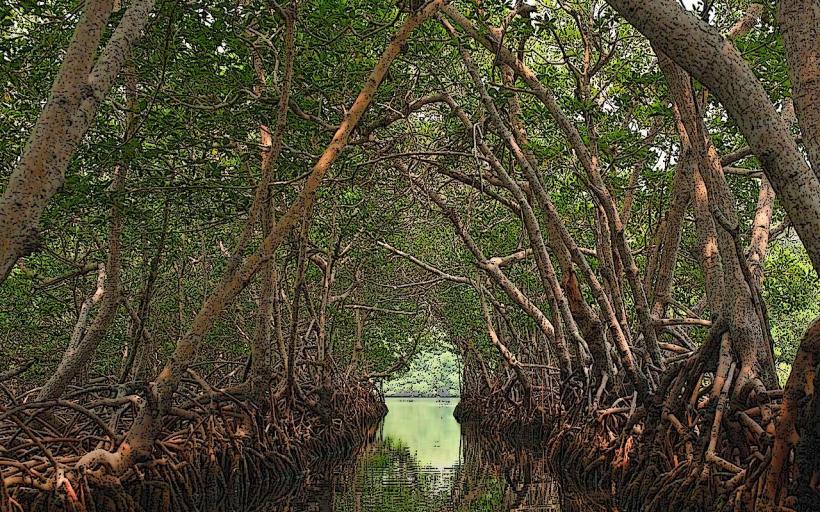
0, 366, 386, 512
456, 319, 820, 511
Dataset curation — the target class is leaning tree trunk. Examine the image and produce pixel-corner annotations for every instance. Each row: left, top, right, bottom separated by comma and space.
0, 0, 156, 283
603, 0, 820, 275
36, 167, 125, 402
452, 37, 589, 372
410, 162, 574, 377
500, 58, 614, 383
247, 2, 296, 399
480, 294, 532, 409
759, 318, 820, 511
443, 5, 664, 375
36, 60, 141, 401
75, 0, 447, 475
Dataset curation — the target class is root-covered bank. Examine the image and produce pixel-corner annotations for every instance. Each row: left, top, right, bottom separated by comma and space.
455, 319, 820, 511
1, 371, 385, 511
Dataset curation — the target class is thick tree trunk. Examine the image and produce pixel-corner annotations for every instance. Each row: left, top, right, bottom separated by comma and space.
760, 318, 820, 511
777, 0, 820, 178
603, 0, 820, 275
0, 0, 156, 282
659, 50, 777, 390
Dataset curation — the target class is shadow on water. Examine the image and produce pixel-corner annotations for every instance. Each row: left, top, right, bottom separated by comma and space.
271, 398, 564, 511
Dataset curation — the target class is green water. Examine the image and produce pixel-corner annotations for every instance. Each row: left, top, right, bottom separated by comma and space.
278, 397, 562, 511
381, 398, 461, 468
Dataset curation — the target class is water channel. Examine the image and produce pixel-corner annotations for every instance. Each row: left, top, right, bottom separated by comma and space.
274, 397, 563, 511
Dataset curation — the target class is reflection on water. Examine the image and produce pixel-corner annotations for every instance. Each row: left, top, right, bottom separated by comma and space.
382, 398, 461, 468
274, 398, 562, 511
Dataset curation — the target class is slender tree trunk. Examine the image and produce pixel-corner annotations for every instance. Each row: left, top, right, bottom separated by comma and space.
286, 219, 311, 396
37, 164, 125, 401
691, 163, 725, 314
443, 5, 663, 370
351, 308, 365, 370
748, 177, 775, 288
649, 155, 690, 319
76, 0, 446, 473
119, 200, 169, 384
36, 58, 142, 400
409, 115, 575, 375
500, 60, 613, 381
480, 293, 532, 408
248, 2, 296, 398
414, 173, 562, 363
452, 38, 587, 371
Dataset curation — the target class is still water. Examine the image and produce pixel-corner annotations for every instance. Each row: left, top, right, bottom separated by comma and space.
276, 397, 562, 511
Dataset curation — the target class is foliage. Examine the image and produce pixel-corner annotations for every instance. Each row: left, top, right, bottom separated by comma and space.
383, 344, 461, 397
764, 242, 820, 383
0, 0, 816, 408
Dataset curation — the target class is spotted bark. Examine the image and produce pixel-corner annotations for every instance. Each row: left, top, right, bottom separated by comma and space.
605, 0, 820, 275
778, 0, 820, 178
0, 0, 156, 283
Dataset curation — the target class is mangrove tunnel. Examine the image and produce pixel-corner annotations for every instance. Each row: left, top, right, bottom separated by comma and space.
1, 0, 819, 510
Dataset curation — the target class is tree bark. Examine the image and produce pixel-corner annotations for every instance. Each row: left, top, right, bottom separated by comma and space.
443, 5, 663, 370
480, 293, 532, 408
452, 38, 588, 370
36, 56, 142, 400
777, 0, 820, 178
0, 0, 156, 282
748, 176, 775, 288
603, 0, 820, 275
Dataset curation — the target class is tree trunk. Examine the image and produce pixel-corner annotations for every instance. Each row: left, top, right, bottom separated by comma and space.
0, 0, 156, 282
37, 164, 125, 401
777, 0, 820, 178
659, 50, 777, 390
604, 0, 820, 275
248, 2, 296, 398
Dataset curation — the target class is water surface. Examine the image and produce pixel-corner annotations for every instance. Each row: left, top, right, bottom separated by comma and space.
277, 397, 562, 511
381, 397, 461, 468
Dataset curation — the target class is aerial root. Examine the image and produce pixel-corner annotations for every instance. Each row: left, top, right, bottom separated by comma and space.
457, 334, 820, 512
0, 367, 386, 512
